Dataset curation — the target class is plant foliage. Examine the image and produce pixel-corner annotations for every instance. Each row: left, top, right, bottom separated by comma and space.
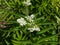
0, 0, 60, 45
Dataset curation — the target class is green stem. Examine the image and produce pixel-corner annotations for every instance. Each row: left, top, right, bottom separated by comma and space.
25, 6, 29, 16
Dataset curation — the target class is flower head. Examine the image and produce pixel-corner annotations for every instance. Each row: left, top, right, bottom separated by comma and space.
28, 25, 40, 32
23, 0, 31, 6
25, 14, 35, 22
30, 14, 35, 19
17, 18, 27, 26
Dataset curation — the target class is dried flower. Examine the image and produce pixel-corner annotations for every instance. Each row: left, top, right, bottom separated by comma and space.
17, 18, 27, 26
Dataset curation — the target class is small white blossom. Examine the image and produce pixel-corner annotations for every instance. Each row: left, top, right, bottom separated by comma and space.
30, 14, 35, 19
28, 28, 34, 32
23, 0, 31, 6
17, 18, 27, 26
25, 14, 35, 22
28, 25, 40, 32
26, 0, 30, 2
33, 26, 40, 31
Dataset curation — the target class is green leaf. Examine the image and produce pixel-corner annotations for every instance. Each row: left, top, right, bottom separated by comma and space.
37, 26, 54, 34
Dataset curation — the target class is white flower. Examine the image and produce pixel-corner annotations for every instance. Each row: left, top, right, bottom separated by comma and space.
30, 14, 35, 19
28, 28, 34, 32
23, 0, 31, 6
25, 14, 35, 22
28, 25, 40, 32
33, 26, 40, 31
17, 18, 27, 26
26, 0, 30, 2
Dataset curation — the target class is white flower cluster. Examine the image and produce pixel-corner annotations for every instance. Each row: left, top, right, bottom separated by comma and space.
28, 25, 40, 32
23, 0, 31, 6
25, 14, 34, 22
17, 18, 27, 26
17, 14, 40, 32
